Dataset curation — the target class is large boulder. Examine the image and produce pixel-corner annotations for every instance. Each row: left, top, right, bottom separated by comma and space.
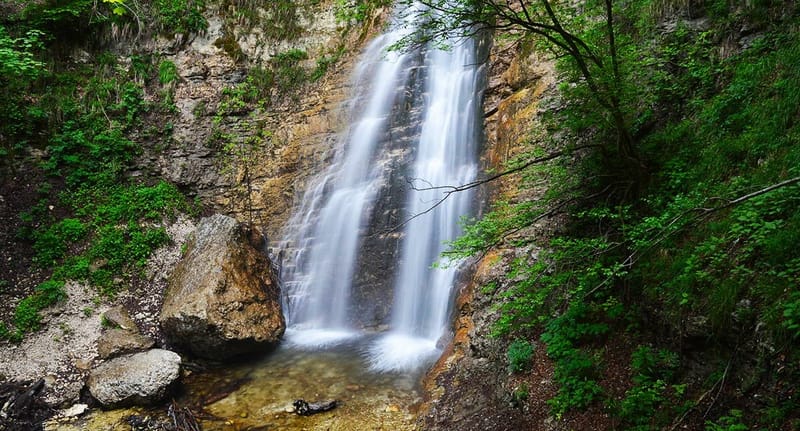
160, 214, 285, 359
87, 349, 181, 407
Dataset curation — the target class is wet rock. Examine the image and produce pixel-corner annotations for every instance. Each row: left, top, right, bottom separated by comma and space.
160, 214, 285, 359
293, 399, 337, 416
87, 349, 181, 408
96, 329, 156, 359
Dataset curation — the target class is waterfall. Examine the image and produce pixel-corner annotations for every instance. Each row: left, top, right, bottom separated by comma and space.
279, 4, 483, 370
279, 11, 419, 347
366, 31, 482, 372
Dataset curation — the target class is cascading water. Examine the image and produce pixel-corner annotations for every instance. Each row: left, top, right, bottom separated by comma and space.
279, 11, 419, 347
279, 3, 483, 370
367, 34, 482, 372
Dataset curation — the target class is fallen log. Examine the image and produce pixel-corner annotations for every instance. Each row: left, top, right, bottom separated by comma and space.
0, 379, 51, 431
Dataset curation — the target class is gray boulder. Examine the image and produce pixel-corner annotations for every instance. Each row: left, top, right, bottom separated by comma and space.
87, 349, 181, 407
159, 214, 285, 359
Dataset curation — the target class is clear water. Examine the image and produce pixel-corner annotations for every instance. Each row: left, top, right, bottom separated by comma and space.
53, 346, 421, 431
187, 345, 421, 430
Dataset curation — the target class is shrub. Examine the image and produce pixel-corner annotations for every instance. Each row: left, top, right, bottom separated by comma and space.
507, 339, 535, 373
158, 60, 178, 85
705, 409, 748, 431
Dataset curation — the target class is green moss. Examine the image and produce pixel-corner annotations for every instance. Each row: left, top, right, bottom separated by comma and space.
214, 32, 245, 63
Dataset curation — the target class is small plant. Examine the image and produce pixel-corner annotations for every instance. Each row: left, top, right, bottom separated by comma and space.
82, 306, 94, 317
158, 60, 178, 85
782, 291, 800, 338
59, 322, 74, 336
507, 339, 535, 373
271, 49, 308, 94
153, 0, 208, 34
705, 409, 748, 431
12, 280, 67, 334
100, 314, 118, 329
511, 383, 529, 408
614, 345, 682, 427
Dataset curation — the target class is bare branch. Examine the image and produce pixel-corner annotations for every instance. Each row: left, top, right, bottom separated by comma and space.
408, 143, 601, 194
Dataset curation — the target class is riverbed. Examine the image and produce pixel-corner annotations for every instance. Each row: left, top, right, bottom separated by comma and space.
51, 342, 424, 430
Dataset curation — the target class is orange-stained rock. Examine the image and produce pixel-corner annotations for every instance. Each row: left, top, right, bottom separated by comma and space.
160, 214, 285, 359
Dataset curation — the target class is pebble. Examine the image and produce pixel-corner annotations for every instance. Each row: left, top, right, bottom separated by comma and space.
60, 403, 89, 418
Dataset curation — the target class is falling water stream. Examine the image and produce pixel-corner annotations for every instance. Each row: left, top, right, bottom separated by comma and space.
278, 10, 419, 347
280, 3, 483, 373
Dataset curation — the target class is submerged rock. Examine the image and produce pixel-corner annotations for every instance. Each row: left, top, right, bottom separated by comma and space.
159, 214, 285, 359
87, 349, 181, 408
293, 399, 338, 416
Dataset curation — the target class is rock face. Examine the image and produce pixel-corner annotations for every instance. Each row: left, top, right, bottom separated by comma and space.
160, 214, 285, 359
87, 349, 181, 408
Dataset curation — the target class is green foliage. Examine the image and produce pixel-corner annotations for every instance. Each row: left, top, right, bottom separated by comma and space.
540, 303, 608, 417
310, 47, 345, 82
705, 410, 749, 431
262, 0, 303, 39
443, 1, 799, 427
547, 350, 604, 418
511, 383, 529, 406
0, 26, 46, 161
614, 346, 681, 428
32, 218, 87, 265
782, 292, 800, 338
158, 60, 178, 85
43, 118, 140, 187
152, 0, 207, 34
271, 48, 309, 92
12, 280, 66, 334
0, 27, 45, 78
334, 0, 389, 24
507, 339, 535, 373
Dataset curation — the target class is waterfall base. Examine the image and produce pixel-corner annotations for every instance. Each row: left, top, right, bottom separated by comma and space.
365, 332, 440, 373
284, 327, 360, 349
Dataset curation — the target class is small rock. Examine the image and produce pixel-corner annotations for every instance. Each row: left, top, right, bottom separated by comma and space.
74, 358, 93, 371
96, 329, 155, 359
102, 306, 138, 332
87, 349, 181, 408
60, 403, 89, 418
284, 404, 296, 413
385, 404, 400, 413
